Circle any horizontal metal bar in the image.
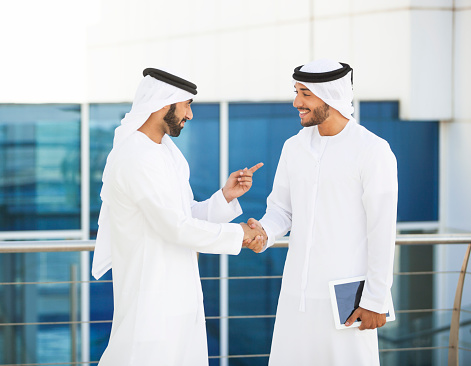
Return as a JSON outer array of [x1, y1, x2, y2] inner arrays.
[[395, 308, 453, 314], [273, 234, 471, 247], [0, 320, 112, 327], [201, 275, 283, 280], [3, 270, 470, 287], [381, 319, 471, 343], [0, 240, 95, 253], [0, 233, 470, 253], [0, 230, 83, 241], [206, 315, 276, 320], [0, 280, 113, 286], [2, 308, 456, 327], [379, 346, 450, 353], [0, 362, 99, 366], [394, 271, 466, 276], [209, 354, 270, 359], [394, 234, 471, 245], [4, 271, 471, 287]]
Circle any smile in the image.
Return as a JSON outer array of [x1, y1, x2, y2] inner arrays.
[[298, 109, 310, 118]]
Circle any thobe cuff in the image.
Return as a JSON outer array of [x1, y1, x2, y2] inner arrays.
[[359, 296, 389, 314], [258, 217, 278, 250], [211, 189, 243, 221]]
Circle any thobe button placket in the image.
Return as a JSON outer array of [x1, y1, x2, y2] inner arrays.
[[299, 137, 328, 312]]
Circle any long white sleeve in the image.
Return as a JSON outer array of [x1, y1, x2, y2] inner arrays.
[[120, 152, 243, 255], [190, 189, 243, 223], [260, 145, 292, 248], [359, 140, 398, 313]]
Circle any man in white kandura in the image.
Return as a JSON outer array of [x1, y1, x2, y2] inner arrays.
[[248, 59, 398, 365], [92, 68, 265, 366]]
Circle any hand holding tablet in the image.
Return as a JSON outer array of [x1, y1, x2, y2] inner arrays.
[[328, 276, 395, 330]]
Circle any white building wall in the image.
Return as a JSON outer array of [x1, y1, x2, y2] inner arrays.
[[85, 1, 458, 122], [0, 0, 93, 103], [442, 3, 471, 233]]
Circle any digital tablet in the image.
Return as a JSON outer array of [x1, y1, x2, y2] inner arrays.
[[328, 276, 395, 330]]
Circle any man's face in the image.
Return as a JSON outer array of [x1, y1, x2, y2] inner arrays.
[[293, 82, 330, 127], [163, 99, 193, 137]]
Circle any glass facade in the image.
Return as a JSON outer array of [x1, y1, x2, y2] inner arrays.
[[0, 104, 81, 231], [227, 103, 300, 363], [0, 101, 447, 366], [0, 104, 83, 365], [89, 103, 132, 237], [360, 101, 439, 222], [0, 251, 83, 365]]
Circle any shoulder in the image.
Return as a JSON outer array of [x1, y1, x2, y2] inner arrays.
[[352, 123, 393, 154], [282, 127, 309, 151], [113, 133, 168, 173], [351, 124, 396, 167]]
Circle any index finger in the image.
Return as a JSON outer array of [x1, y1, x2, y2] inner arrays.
[[248, 162, 264, 174]]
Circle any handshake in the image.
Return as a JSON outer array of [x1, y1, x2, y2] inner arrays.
[[239, 218, 266, 253]]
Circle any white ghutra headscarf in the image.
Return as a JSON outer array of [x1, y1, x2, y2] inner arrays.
[[92, 69, 196, 280], [293, 58, 354, 120]]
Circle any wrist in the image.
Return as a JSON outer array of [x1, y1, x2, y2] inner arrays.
[[222, 187, 235, 203]]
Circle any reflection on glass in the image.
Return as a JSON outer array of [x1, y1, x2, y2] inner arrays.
[[89, 103, 131, 237], [228, 102, 300, 362], [360, 101, 439, 222], [0, 251, 81, 364], [0, 104, 81, 231]]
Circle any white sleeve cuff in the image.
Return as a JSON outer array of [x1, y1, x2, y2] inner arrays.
[[207, 189, 243, 223]]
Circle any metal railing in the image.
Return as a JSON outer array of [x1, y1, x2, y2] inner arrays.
[[1, 234, 470, 366]]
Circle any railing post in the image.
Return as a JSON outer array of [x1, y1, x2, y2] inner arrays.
[[70, 265, 78, 364], [448, 243, 471, 365], [219, 101, 229, 366]]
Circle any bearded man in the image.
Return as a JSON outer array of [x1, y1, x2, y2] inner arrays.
[[92, 68, 265, 366], [248, 59, 398, 365]]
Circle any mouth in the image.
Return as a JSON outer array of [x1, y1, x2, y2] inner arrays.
[[298, 109, 310, 119]]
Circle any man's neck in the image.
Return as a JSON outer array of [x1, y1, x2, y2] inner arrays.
[[137, 115, 167, 144], [318, 116, 349, 136], [137, 126, 165, 144]]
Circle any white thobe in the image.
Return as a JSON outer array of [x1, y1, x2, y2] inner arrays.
[[96, 132, 243, 366], [260, 120, 398, 366]]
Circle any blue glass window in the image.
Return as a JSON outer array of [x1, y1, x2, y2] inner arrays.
[[360, 101, 439, 222], [171, 103, 221, 359], [89, 103, 131, 237], [171, 103, 220, 201], [227, 102, 300, 361], [0, 251, 82, 364], [0, 104, 81, 231], [89, 103, 131, 360]]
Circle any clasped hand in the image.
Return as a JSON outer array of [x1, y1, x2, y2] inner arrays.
[[222, 163, 267, 252], [239, 218, 267, 253]]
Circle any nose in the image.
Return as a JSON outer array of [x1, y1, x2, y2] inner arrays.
[[293, 94, 302, 109], [186, 105, 193, 120]]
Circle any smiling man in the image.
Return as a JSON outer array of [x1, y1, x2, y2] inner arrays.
[[247, 59, 398, 365], [92, 68, 265, 366]]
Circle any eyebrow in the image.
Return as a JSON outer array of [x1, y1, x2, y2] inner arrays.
[[188, 99, 193, 104], [300, 88, 311, 92]]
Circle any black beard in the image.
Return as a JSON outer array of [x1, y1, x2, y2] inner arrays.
[[163, 104, 186, 137], [301, 103, 330, 127]]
